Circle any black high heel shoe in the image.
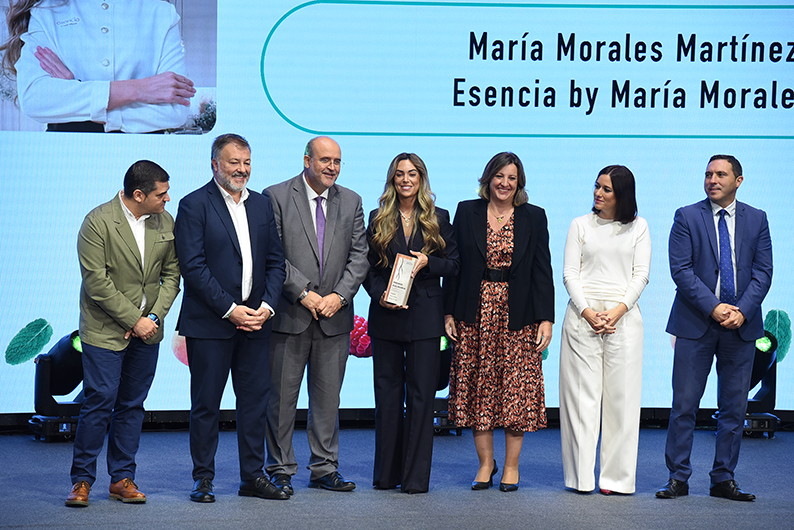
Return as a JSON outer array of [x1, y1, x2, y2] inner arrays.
[[471, 460, 498, 490], [499, 479, 519, 492]]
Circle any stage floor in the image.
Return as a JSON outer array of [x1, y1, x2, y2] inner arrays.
[[1, 427, 791, 530]]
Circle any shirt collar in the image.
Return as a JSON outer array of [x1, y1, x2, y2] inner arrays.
[[709, 198, 736, 217], [118, 190, 150, 222], [214, 178, 249, 204], [302, 173, 329, 202]]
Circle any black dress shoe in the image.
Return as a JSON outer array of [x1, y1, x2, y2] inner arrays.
[[471, 460, 498, 490], [499, 482, 519, 492], [239, 476, 290, 500], [190, 478, 215, 503], [655, 478, 689, 499], [271, 473, 294, 495], [308, 471, 356, 491], [710, 479, 755, 501]]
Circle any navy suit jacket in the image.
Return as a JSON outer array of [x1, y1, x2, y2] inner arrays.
[[444, 199, 554, 330], [363, 207, 460, 342], [174, 181, 286, 340], [666, 198, 772, 342]]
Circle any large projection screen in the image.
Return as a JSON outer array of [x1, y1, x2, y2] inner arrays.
[[1, 0, 792, 415]]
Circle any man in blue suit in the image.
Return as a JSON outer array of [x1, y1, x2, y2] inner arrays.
[[657, 155, 772, 501], [175, 133, 288, 502]]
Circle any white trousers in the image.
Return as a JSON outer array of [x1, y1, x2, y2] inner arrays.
[[559, 299, 643, 493]]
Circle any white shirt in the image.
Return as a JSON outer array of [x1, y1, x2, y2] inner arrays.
[[118, 190, 149, 312], [709, 199, 738, 300], [16, 0, 189, 132], [300, 174, 344, 303], [213, 180, 274, 320], [563, 213, 652, 315]]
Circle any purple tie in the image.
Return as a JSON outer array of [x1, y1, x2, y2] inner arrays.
[[315, 196, 325, 277]]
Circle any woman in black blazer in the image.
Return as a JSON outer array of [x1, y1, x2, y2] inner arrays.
[[364, 153, 460, 494], [444, 152, 554, 492]]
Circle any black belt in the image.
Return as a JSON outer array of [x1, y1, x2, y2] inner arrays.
[[48, 121, 109, 132], [47, 121, 166, 133], [483, 268, 510, 282]]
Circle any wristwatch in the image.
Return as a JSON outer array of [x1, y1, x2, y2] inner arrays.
[[336, 292, 348, 307], [147, 313, 160, 326]]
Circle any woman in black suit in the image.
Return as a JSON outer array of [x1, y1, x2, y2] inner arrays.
[[444, 152, 554, 492], [364, 153, 460, 494]]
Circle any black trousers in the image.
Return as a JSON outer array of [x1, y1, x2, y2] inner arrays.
[[372, 337, 440, 493]]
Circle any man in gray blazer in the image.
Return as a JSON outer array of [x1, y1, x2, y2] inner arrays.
[[265, 136, 368, 493]]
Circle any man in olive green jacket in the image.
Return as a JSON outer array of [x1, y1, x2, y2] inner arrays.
[[66, 160, 180, 508]]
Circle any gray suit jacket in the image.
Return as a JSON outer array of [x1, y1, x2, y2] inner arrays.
[[266, 174, 368, 337]]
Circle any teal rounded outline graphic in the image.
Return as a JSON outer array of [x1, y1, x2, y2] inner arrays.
[[260, 1, 794, 139]]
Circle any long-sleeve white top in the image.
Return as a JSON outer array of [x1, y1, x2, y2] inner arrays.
[[15, 0, 188, 132], [563, 213, 651, 315]]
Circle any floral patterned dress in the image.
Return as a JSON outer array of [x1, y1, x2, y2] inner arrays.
[[448, 215, 547, 432]]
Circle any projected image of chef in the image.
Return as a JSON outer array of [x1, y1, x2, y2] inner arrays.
[[1, 0, 196, 133]]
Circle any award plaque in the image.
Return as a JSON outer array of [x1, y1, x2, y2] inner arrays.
[[384, 253, 417, 307]]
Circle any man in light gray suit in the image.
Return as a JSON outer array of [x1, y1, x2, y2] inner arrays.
[[265, 136, 368, 493]]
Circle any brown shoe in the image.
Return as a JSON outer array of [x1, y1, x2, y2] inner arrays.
[[66, 481, 91, 507], [109, 478, 147, 503]]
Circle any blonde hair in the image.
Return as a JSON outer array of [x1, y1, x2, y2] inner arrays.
[[370, 153, 446, 268], [1, 1, 55, 77]]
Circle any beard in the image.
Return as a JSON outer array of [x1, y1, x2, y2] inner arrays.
[[216, 170, 249, 193]]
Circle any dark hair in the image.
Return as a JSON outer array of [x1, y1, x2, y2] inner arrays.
[[211, 133, 250, 161], [708, 154, 742, 178], [592, 165, 637, 224], [304, 137, 318, 158], [123, 160, 169, 198], [477, 152, 528, 206]]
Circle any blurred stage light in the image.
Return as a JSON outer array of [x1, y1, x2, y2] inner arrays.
[[29, 331, 84, 441]]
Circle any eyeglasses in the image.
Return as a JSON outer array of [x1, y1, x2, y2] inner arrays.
[[315, 157, 342, 167]]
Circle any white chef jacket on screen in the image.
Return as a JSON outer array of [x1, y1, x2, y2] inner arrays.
[[15, 0, 189, 133]]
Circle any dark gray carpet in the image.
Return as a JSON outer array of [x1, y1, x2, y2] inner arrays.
[[1, 426, 790, 529]]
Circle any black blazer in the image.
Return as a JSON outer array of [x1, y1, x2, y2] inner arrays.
[[364, 207, 460, 342], [443, 199, 554, 330]]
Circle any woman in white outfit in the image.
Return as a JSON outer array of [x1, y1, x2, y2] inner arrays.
[[559, 165, 651, 495], [2, 0, 195, 132]]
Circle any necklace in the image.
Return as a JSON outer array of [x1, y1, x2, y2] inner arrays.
[[488, 205, 511, 223], [400, 210, 413, 225]]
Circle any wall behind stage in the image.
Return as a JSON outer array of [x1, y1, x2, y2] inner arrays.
[[1, 0, 792, 414]]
